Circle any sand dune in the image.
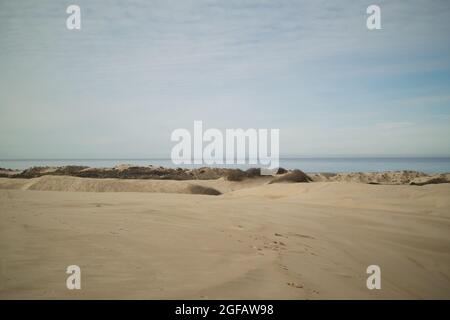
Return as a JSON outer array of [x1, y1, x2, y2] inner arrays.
[[0, 174, 449, 299], [0, 175, 271, 195], [3, 165, 450, 186], [1, 168, 449, 197]]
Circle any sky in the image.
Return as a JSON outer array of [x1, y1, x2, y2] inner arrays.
[[0, 0, 450, 159]]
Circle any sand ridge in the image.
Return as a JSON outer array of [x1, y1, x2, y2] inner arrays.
[[2, 165, 450, 186]]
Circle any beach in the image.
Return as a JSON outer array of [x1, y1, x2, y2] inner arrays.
[[1, 169, 449, 299]]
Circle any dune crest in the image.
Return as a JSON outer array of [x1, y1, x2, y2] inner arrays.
[[2, 165, 449, 185]]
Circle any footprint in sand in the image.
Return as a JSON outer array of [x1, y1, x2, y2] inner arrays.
[[291, 233, 315, 240], [287, 282, 303, 289]]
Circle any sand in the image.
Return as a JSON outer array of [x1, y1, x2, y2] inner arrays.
[[0, 176, 449, 299]]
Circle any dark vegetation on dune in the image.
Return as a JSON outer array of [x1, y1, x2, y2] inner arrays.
[[0, 167, 21, 178], [410, 177, 449, 186], [5, 166, 448, 186], [13, 166, 221, 180], [225, 169, 248, 181], [276, 167, 288, 174], [225, 167, 288, 181], [245, 168, 261, 177], [269, 169, 312, 184], [10, 165, 286, 181]]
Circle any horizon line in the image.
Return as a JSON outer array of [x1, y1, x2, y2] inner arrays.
[[2, 156, 450, 161]]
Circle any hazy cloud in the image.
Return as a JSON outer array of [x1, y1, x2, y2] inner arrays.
[[0, 0, 449, 158]]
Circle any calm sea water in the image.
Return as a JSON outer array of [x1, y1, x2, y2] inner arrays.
[[1, 158, 450, 173]]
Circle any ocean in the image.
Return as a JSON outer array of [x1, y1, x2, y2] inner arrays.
[[1, 157, 450, 173]]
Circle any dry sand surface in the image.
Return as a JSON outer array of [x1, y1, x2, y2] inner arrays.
[[0, 175, 449, 299]]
